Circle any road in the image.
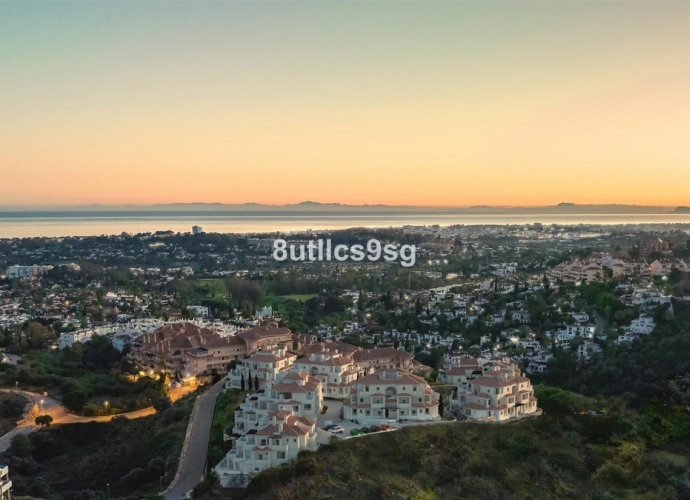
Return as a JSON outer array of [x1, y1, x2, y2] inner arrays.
[[0, 389, 155, 453], [164, 379, 225, 500]]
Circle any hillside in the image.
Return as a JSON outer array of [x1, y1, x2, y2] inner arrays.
[[193, 384, 690, 500], [1, 391, 196, 499]]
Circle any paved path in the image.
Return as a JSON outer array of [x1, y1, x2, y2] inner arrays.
[[164, 379, 225, 500], [0, 389, 155, 453]]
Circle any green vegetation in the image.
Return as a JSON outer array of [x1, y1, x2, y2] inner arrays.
[[279, 294, 317, 302], [2, 391, 197, 500], [0, 336, 167, 414], [194, 382, 689, 500], [207, 389, 246, 472], [0, 391, 28, 435], [535, 299, 690, 407], [35, 414, 53, 427]]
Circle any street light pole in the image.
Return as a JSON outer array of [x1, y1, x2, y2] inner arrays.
[[107, 483, 111, 500]]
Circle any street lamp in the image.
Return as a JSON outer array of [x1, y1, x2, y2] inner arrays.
[[104, 401, 109, 415], [106, 483, 111, 500]]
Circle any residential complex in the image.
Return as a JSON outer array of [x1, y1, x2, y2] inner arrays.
[[226, 345, 297, 391], [215, 372, 322, 487], [344, 369, 440, 422], [292, 347, 360, 399], [449, 358, 538, 422]]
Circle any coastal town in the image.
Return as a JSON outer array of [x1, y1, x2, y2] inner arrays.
[[1, 223, 689, 497]]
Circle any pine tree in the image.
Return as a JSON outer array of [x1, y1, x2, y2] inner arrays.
[[248, 370, 253, 390], [240, 374, 245, 391], [438, 396, 444, 417], [254, 375, 259, 391]]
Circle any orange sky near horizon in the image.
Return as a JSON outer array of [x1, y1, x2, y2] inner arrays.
[[2, 2, 690, 208]]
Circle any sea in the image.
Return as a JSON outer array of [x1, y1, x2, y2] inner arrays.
[[2, 212, 690, 238]]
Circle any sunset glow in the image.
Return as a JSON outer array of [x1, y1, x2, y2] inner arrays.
[[2, 2, 690, 207]]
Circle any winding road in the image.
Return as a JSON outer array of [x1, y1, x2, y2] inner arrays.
[[0, 389, 155, 453], [1, 381, 226, 497], [163, 379, 225, 500]]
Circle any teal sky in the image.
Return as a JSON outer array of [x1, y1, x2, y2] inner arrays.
[[2, 1, 690, 207]]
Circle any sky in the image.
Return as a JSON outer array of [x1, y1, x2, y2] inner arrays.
[[1, 1, 690, 208]]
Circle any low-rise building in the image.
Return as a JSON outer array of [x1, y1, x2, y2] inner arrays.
[[344, 369, 440, 422], [216, 372, 322, 487], [292, 347, 360, 399], [226, 346, 297, 391], [450, 358, 538, 421]]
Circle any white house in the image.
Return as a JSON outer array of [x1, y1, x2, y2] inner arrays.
[[344, 369, 440, 423], [450, 359, 538, 421]]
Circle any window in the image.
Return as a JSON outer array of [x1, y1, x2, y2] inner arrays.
[[277, 451, 286, 459]]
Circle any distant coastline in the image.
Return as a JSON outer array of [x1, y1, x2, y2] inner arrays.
[[0, 202, 686, 216]]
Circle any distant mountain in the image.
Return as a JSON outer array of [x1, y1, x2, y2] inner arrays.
[[0, 202, 682, 215]]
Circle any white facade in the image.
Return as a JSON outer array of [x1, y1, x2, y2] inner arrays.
[[450, 359, 538, 421], [226, 346, 296, 391], [630, 314, 656, 334], [5, 264, 53, 279], [216, 372, 322, 487], [344, 369, 440, 423], [292, 348, 360, 399]]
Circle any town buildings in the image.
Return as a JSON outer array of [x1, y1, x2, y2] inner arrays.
[[130, 323, 292, 378], [292, 346, 360, 399], [215, 372, 322, 487], [546, 260, 603, 283], [449, 358, 538, 421], [5, 264, 54, 279], [344, 369, 440, 422], [226, 345, 297, 391]]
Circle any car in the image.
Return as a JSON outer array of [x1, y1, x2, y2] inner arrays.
[[329, 426, 344, 434], [359, 426, 371, 433], [369, 425, 382, 432], [379, 423, 395, 431], [322, 424, 336, 431], [350, 428, 365, 436]]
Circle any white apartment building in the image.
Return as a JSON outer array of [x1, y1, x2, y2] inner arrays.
[[215, 410, 318, 487], [5, 264, 54, 279], [344, 369, 440, 423], [226, 346, 297, 391], [232, 372, 322, 435], [630, 314, 656, 334], [450, 360, 538, 421], [58, 328, 105, 349], [547, 260, 603, 283], [186, 305, 210, 318], [0, 465, 11, 500], [292, 347, 360, 399], [577, 341, 603, 361]]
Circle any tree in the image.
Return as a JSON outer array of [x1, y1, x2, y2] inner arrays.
[[9, 433, 33, 457], [438, 396, 444, 418], [35, 414, 53, 427], [254, 375, 259, 391], [248, 371, 253, 390], [153, 396, 172, 412], [240, 374, 245, 391]]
